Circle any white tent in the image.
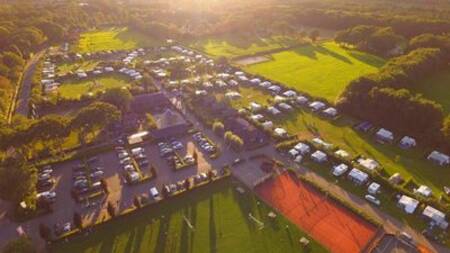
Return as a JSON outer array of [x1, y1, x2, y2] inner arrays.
[[368, 182, 381, 195], [323, 107, 338, 118], [250, 102, 262, 112], [398, 195, 419, 214], [427, 151, 450, 166], [278, 103, 293, 111], [250, 114, 264, 122], [347, 168, 369, 185], [267, 106, 281, 116], [294, 142, 310, 155], [333, 164, 348, 177], [335, 149, 350, 159], [296, 96, 309, 105], [415, 185, 432, 198], [399, 136, 416, 149], [375, 128, 394, 142], [262, 121, 274, 130], [283, 90, 297, 97], [311, 150, 327, 163], [309, 101, 326, 111], [357, 157, 379, 171], [274, 128, 288, 137], [288, 149, 299, 158], [422, 206, 447, 229], [225, 91, 241, 100]]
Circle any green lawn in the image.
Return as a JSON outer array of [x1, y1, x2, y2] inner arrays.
[[73, 27, 159, 53], [216, 87, 274, 110], [190, 34, 298, 59], [58, 74, 130, 99], [57, 60, 100, 76], [51, 179, 327, 253], [244, 42, 385, 103], [275, 110, 449, 195], [412, 69, 450, 115]]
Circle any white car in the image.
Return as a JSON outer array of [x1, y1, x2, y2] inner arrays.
[[120, 157, 131, 165], [364, 194, 380, 206], [117, 151, 129, 159]]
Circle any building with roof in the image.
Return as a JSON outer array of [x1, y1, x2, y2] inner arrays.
[[422, 206, 448, 229], [311, 150, 327, 163], [375, 128, 394, 143], [398, 195, 419, 214], [415, 185, 432, 198], [399, 136, 416, 149], [333, 164, 349, 177]]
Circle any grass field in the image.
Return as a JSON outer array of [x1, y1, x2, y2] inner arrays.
[[412, 69, 450, 115], [244, 42, 385, 103], [274, 110, 449, 195], [51, 179, 327, 253], [73, 27, 159, 53], [191, 35, 297, 59], [58, 74, 130, 99], [57, 60, 100, 76]]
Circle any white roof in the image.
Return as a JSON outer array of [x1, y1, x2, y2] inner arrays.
[[296, 96, 309, 104], [348, 168, 369, 183], [268, 85, 281, 92], [289, 149, 299, 157], [415, 185, 432, 197], [376, 128, 394, 141], [333, 164, 348, 176], [283, 90, 297, 97], [250, 102, 262, 111], [274, 128, 287, 136], [225, 91, 241, 99], [368, 182, 381, 194], [250, 78, 261, 84], [422, 205, 446, 224], [278, 103, 292, 110], [357, 157, 379, 171], [268, 106, 281, 115], [323, 107, 338, 116], [400, 136, 416, 147], [335, 149, 350, 159], [311, 150, 327, 161], [398, 195, 419, 214], [309, 101, 326, 110], [312, 138, 333, 150], [261, 121, 273, 129], [260, 81, 271, 87], [274, 95, 287, 103], [294, 142, 310, 154], [250, 114, 264, 121], [427, 151, 450, 165]]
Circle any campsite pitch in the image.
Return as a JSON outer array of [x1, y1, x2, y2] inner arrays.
[[256, 172, 377, 253], [51, 179, 327, 253]]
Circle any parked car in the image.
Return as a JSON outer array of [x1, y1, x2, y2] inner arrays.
[[364, 194, 380, 206], [37, 191, 56, 203]]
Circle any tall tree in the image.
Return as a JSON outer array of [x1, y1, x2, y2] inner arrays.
[[101, 88, 132, 113], [2, 237, 35, 253], [0, 155, 37, 204]]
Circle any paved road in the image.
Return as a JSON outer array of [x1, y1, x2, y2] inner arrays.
[[14, 51, 45, 118]]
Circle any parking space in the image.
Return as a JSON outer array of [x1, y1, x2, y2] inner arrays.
[[35, 132, 220, 231]]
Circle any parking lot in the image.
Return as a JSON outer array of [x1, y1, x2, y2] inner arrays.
[[33, 132, 222, 233]]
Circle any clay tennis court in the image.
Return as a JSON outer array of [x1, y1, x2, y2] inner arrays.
[[255, 172, 377, 253]]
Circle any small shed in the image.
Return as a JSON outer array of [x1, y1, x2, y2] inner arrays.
[[427, 151, 450, 166], [347, 168, 369, 185], [375, 128, 394, 143], [398, 195, 419, 214], [332, 164, 349, 177], [399, 136, 416, 149], [311, 150, 327, 163]]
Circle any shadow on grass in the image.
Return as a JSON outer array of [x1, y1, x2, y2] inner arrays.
[[292, 44, 352, 64], [153, 213, 172, 253], [209, 197, 217, 253], [348, 51, 385, 68]]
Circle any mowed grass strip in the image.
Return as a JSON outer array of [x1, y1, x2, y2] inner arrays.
[[58, 74, 130, 99], [274, 110, 449, 195], [191, 35, 297, 59], [51, 179, 327, 253], [74, 27, 159, 53], [412, 69, 450, 115], [244, 42, 385, 103]]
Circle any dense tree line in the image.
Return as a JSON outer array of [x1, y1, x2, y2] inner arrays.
[[408, 33, 450, 58], [337, 47, 449, 147], [335, 25, 405, 56], [0, 1, 126, 119]]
